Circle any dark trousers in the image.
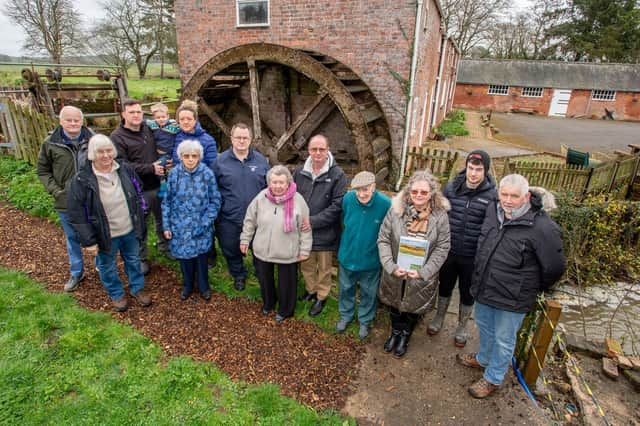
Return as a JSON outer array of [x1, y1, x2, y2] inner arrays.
[[254, 257, 298, 318], [389, 306, 421, 334], [216, 219, 248, 279], [141, 188, 168, 260], [438, 254, 475, 306], [179, 252, 209, 294]]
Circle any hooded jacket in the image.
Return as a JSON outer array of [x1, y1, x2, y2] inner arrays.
[[377, 190, 451, 314], [161, 162, 221, 259], [67, 160, 146, 253], [444, 170, 497, 257], [110, 121, 159, 191], [471, 190, 566, 313], [36, 126, 93, 212], [292, 152, 347, 251], [172, 122, 217, 170]]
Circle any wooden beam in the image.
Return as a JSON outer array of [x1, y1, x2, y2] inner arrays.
[[523, 300, 562, 387], [247, 59, 261, 141], [210, 74, 249, 82], [293, 95, 336, 149], [198, 100, 230, 137], [275, 92, 328, 151]]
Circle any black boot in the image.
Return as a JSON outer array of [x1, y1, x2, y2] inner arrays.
[[384, 329, 401, 353], [393, 330, 411, 358]]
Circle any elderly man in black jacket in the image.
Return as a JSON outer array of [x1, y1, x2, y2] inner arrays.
[[293, 134, 347, 317], [457, 174, 565, 399], [429, 150, 497, 347]]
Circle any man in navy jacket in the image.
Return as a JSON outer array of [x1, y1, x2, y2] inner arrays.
[[213, 123, 269, 291]]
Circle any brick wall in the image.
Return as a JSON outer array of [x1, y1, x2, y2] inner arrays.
[[567, 90, 640, 121], [454, 84, 640, 121], [175, 0, 457, 160]]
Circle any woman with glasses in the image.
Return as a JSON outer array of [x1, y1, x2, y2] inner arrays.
[[377, 170, 451, 358], [162, 139, 221, 301]]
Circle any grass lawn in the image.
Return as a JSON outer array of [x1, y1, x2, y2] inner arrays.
[[0, 63, 181, 102], [0, 267, 350, 425]]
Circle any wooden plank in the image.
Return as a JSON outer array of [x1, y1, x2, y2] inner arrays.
[[292, 94, 336, 150], [275, 93, 328, 151], [198, 100, 230, 137], [247, 59, 262, 142], [523, 300, 562, 386]]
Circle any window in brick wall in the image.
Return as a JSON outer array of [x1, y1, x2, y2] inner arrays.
[[591, 90, 616, 101], [237, 0, 269, 27], [488, 85, 509, 95], [522, 87, 544, 97]]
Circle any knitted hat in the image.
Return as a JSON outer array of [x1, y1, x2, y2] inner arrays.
[[351, 171, 376, 189], [466, 149, 491, 171]]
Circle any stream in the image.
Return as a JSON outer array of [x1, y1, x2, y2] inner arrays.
[[552, 282, 640, 356]]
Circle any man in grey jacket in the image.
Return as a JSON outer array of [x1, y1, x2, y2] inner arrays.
[[37, 106, 93, 291]]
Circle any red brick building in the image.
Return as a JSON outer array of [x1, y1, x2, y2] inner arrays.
[[454, 59, 640, 121], [175, 0, 459, 185]]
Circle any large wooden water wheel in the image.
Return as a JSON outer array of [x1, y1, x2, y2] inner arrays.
[[182, 43, 392, 184]]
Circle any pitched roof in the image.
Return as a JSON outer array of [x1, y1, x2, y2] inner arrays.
[[457, 59, 640, 92]]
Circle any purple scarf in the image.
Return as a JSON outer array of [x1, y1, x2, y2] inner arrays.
[[265, 182, 297, 233]]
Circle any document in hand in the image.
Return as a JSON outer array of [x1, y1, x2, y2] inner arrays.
[[397, 236, 429, 271]]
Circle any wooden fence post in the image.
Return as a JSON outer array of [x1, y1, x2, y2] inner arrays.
[[607, 161, 621, 193], [523, 300, 562, 387], [625, 156, 640, 199]]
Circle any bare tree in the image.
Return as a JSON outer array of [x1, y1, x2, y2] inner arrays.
[[141, 0, 176, 78], [88, 23, 135, 75], [3, 0, 82, 63], [441, 0, 509, 57], [98, 0, 158, 78]]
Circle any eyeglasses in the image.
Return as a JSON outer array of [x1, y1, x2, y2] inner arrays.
[[410, 189, 430, 196], [309, 147, 327, 153], [181, 153, 199, 159]]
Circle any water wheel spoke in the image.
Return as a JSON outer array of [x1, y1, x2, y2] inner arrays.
[[198, 100, 230, 137], [247, 58, 262, 142], [274, 92, 328, 152]]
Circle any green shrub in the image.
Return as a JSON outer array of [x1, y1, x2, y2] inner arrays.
[[0, 156, 57, 223], [433, 109, 469, 138], [552, 192, 640, 285]]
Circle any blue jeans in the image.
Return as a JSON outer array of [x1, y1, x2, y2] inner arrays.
[[338, 265, 381, 326], [474, 302, 526, 385], [58, 211, 84, 279], [96, 231, 144, 300]]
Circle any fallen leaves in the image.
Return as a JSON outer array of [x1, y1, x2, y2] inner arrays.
[[0, 203, 364, 410]]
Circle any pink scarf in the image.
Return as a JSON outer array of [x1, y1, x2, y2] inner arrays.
[[265, 182, 298, 233]]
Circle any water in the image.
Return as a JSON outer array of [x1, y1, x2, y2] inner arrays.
[[552, 282, 640, 356]]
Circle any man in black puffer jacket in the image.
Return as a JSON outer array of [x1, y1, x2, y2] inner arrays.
[[429, 150, 497, 347], [457, 174, 565, 399]]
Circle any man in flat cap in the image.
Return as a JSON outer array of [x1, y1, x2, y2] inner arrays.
[[335, 171, 390, 339]]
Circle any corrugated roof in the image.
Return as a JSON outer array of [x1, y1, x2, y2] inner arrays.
[[457, 59, 640, 92]]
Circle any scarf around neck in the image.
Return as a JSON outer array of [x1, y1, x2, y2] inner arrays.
[[406, 204, 432, 236], [266, 182, 298, 233]]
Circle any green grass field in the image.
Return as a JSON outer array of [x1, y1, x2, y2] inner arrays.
[[0, 63, 181, 102], [0, 267, 350, 425]]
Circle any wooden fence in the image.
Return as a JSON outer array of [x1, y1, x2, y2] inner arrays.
[[0, 97, 57, 164], [404, 146, 459, 185], [500, 155, 640, 199]]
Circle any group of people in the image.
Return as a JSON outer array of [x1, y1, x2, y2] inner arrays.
[[36, 100, 566, 399]]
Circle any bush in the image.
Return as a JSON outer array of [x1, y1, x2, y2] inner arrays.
[[433, 109, 469, 138], [0, 156, 57, 223], [552, 192, 640, 285]]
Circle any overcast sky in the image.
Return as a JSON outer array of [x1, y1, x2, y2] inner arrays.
[[0, 0, 531, 57]]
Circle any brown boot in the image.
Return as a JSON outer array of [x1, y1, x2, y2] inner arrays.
[[456, 352, 484, 370], [112, 296, 128, 312], [131, 290, 152, 307], [468, 378, 498, 398]]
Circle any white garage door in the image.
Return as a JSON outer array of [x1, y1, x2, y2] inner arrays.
[[548, 89, 572, 117]]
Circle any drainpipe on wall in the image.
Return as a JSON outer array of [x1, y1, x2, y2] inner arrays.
[[395, 0, 423, 191], [429, 32, 448, 134]]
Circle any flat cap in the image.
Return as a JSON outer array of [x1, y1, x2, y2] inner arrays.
[[351, 171, 376, 189]]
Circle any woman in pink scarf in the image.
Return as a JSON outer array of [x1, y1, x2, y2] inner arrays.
[[240, 165, 312, 324]]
